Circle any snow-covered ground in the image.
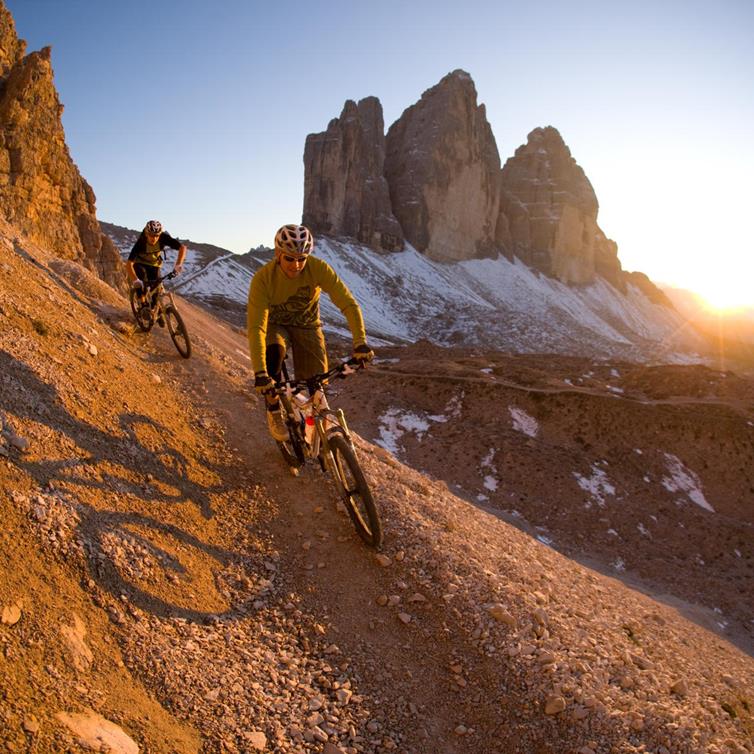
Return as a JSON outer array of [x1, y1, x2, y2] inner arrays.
[[104, 225, 706, 361]]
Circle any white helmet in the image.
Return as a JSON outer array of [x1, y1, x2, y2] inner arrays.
[[145, 220, 162, 236], [274, 224, 313, 258]]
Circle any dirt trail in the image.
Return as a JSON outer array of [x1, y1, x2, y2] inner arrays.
[[170, 300, 508, 751]]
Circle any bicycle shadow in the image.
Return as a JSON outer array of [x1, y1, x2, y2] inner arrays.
[[77, 504, 254, 623], [0, 349, 226, 519]]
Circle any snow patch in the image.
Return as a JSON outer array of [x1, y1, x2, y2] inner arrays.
[[574, 465, 616, 508], [509, 406, 538, 438], [661, 453, 714, 512]]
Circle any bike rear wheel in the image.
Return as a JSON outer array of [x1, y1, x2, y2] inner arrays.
[[328, 433, 382, 547], [130, 288, 153, 332], [164, 305, 191, 358]]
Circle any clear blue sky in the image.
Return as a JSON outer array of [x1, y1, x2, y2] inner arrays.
[[7, 0, 754, 308]]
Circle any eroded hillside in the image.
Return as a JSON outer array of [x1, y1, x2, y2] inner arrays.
[[1, 222, 753, 754], [334, 343, 754, 654]]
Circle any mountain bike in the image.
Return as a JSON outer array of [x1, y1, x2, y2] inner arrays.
[[129, 271, 192, 359], [270, 359, 383, 548]]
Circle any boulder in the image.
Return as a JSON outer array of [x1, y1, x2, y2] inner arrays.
[[385, 69, 502, 262], [304, 96, 403, 252], [0, 6, 124, 291]]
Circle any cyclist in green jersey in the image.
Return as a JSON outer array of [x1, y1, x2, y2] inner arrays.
[[247, 224, 373, 441]]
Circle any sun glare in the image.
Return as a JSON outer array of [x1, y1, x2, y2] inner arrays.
[[697, 278, 752, 314]]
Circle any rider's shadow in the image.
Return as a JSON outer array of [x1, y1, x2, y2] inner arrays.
[[77, 505, 254, 623], [1, 349, 220, 519]]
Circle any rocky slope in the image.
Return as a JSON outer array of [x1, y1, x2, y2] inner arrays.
[[2, 219, 753, 754], [0, 2, 122, 290], [333, 342, 754, 654]]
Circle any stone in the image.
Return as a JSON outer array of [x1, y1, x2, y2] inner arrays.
[[22, 715, 39, 734], [671, 678, 689, 697], [374, 554, 391, 567], [55, 710, 139, 754], [60, 613, 94, 672], [544, 696, 566, 715], [487, 603, 516, 627], [385, 69, 502, 262], [244, 731, 267, 750], [304, 96, 403, 252], [1, 604, 21, 625], [8, 434, 29, 452], [536, 651, 556, 666]]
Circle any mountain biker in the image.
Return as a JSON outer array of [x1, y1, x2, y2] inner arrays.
[[247, 224, 374, 441], [126, 220, 187, 325]]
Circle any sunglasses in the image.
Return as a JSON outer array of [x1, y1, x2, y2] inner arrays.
[[282, 254, 308, 264]]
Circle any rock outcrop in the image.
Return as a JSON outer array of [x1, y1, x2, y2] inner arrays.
[[385, 70, 502, 262], [303, 97, 403, 252], [303, 70, 671, 306], [0, 2, 123, 290], [498, 126, 616, 286]]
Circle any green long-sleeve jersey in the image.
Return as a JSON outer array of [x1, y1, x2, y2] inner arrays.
[[246, 256, 367, 374]]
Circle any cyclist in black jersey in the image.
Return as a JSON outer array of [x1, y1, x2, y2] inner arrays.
[[126, 220, 187, 323]]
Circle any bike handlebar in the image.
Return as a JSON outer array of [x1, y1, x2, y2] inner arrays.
[[272, 358, 365, 393], [156, 270, 178, 284]]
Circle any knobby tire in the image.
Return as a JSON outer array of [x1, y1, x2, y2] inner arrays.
[[277, 399, 305, 470], [130, 288, 153, 332], [328, 433, 382, 548], [165, 305, 191, 358]]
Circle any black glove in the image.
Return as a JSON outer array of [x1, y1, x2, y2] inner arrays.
[[254, 372, 274, 395], [352, 344, 374, 364]]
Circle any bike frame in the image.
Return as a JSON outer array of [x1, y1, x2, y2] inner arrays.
[[135, 271, 178, 316], [277, 365, 356, 462]]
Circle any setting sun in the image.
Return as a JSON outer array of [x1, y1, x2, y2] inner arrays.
[[695, 275, 753, 313]]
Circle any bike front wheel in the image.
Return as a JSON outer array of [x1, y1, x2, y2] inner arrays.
[[130, 288, 153, 332], [277, 402, 306, 471], [328, 433, 382, 548], [164, 305, 191, 358]]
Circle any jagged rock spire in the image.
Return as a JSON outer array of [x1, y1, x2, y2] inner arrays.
[[385, 69, 503, 262], [303, 96, 403, 252]]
